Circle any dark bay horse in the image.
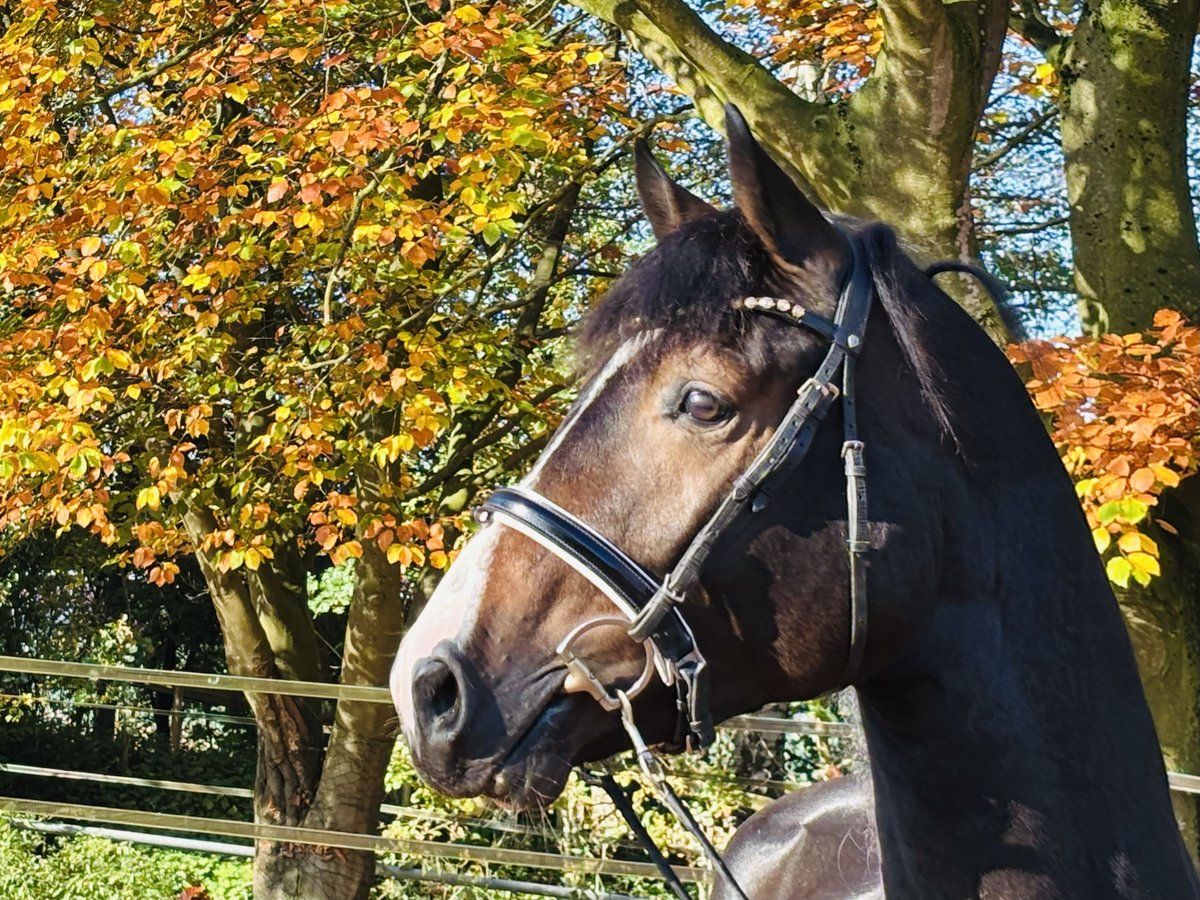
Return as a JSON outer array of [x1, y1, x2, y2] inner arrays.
[[390, 106, 1199, 898]]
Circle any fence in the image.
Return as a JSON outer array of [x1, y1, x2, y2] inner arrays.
[[2, 653, 1198, 898]]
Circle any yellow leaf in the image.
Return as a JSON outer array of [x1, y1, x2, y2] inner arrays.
[[430, 550, 448, 569], [1152, 466, 1180, 488], [80, 236, 102, 257], [1092, 527, 1111, 554], [293, 210, 312, 229], [1117, 531, 1141, 554], [456, 4, 482, 22], [106, 349, 132, 370], [126, 384, 142, 400], [1106, 556, 1132, 588], [225, 83, 249, 105], [584, 50, 605, 65], [1127, 551, 1160, 577], [136, 485, 161, 510], [244, 547, 262, 571]]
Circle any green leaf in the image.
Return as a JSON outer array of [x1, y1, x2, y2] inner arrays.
[[481, 222, 502, 246], [1106, 556, 1133, 588], [1116, 498, 1149, 524]]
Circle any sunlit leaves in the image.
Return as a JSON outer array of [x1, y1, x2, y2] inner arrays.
[[731, 0, 880, 95], [1009, 309, 1200, 588], [0, 0, 623, 587]]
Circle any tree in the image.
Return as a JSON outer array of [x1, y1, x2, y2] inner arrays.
[[572, 0, 1014, 336], [1008, 0, 1200, 849], [0, 0, 635, 895]]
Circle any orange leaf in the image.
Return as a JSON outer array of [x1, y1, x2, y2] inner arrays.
[[1129, 467, 1156, 493]]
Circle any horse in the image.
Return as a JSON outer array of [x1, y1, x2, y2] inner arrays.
[[390, 105, 1199, 898]]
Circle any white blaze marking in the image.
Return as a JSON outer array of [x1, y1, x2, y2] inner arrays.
[[391, 525, 499, 743], [523, 331, 658, 488], [391, 332, 656, 739]]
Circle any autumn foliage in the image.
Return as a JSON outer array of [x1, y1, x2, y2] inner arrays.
[[1010, 310, 1200, 588], [0, 0, 625, 583]]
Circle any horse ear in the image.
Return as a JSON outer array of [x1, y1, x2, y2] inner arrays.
[[635, 139, 717, 240], [724, 104, 848, 274]]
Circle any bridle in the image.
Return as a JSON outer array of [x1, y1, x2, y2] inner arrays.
[[475, 229, 874, 751], [466, 233, 1002, 897], [471, 231, 873, 897]]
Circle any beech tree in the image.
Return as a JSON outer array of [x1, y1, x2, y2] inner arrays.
[[2, 0, 1200, 893], [0, 0, 635, 895]]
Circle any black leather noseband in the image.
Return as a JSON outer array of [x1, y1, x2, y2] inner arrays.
[[476, 229, 875, 751]]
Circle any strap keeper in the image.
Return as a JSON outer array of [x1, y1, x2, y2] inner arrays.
[[799, 377, 840, 402], [731, 475, 755, 502], [847, 539, 870, 553], [627, 583, 684, 643], [842, 441, 866, 475]]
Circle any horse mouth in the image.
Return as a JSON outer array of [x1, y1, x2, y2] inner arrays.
[[486, 694, 576, 809]]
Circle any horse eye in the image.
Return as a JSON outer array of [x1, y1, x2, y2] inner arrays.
[[681, 389, 726, 423]]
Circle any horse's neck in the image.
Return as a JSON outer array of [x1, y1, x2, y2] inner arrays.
[[857, 574, 1195, 898]]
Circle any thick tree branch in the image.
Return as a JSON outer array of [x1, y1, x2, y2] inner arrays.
[[572, 0, 822, 191], [180, 504, 275, 681], [875, 0, 949, 64], [246, 540, 324, 684]]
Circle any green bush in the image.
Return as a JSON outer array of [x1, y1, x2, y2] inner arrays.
[[0, 820, 251, 900]]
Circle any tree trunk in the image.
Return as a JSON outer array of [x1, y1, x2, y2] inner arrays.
[[572, 0, 1014, 338], [1051, 0, 1200, 858], [1058, 0, 1200, 336], [1119, 476, 1200, 859]]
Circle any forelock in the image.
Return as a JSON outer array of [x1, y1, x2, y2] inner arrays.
[[573, 210, 807, 379]]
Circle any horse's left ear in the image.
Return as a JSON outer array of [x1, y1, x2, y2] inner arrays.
[[724, 104, 848, 276], [635, 139, 718, 240]]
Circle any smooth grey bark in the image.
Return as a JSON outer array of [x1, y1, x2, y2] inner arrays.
[[1055, 0, 1200, 335]]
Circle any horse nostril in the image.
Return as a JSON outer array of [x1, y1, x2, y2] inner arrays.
[[413, 655, 466, 736], [430, 665, 458, 719]]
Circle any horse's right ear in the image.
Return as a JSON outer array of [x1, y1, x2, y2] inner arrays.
[[724, 104, 847, 276], [635, 139, 717, 240]]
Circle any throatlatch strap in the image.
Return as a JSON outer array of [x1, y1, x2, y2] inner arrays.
[[840, 356, 869, 686]]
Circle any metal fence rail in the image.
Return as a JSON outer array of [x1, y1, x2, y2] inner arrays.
[[0, 655, 856, 738], [0, 762, 645, 846], [8, 819, 644, 900], [0, 796, 709, 883], [5, 649, 1200, 896]]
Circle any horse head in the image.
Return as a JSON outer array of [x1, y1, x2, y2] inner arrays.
[[390, 106, 947, 808]]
